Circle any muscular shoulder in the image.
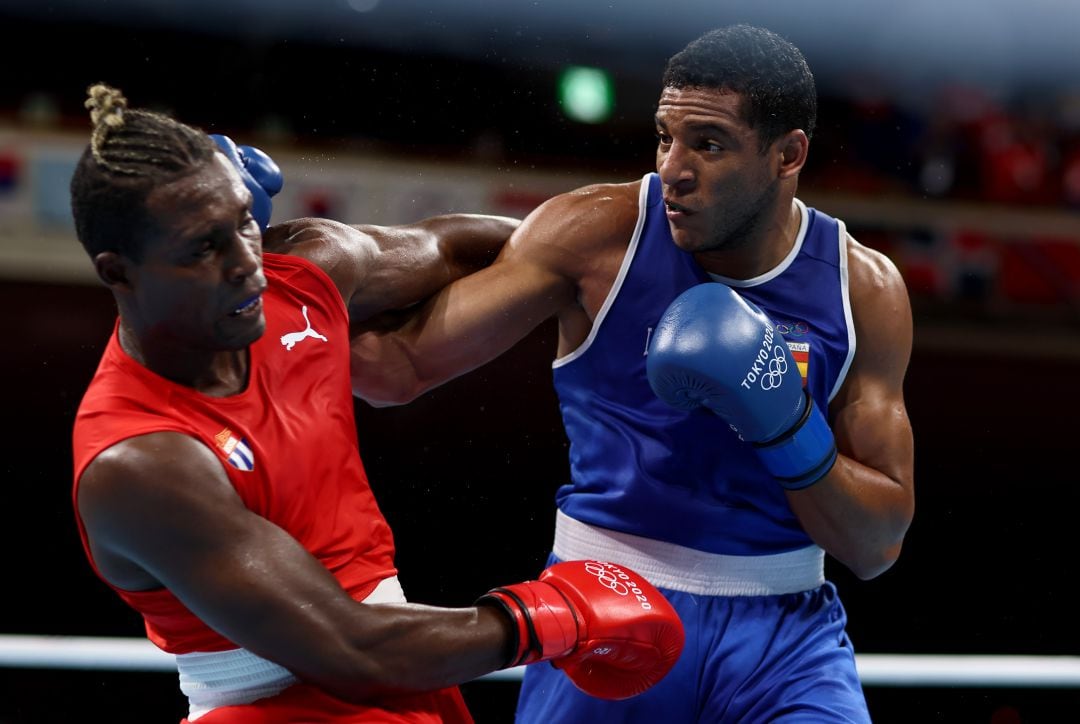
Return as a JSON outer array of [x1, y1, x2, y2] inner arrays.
[[506, 179, 642, 275], [560, 180, 643, 219], [263, 218, 377, 277], [844, 233, 913, 379], [529, 180, 641, 244], [80, 432, 232, 512], [79, 432, 241, 587], [846, 235, 909, 317]]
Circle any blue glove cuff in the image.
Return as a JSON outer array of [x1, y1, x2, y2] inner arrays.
[[753, 390, 837, 490], [208, 134, 281, 232]]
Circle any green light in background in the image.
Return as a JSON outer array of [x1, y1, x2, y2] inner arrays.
[[558, 66, 614, 124]]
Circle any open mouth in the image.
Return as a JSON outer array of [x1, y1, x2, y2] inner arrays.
[[230, 296, 262, 317], [665, 199, 692, 215]]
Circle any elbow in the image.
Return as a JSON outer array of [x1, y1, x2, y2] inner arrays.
[[350, 348, 429, 406], [350, 353, 448, 406], [848, 540, 903, 581], [844, 473, 915, 581], [846, 511, 912, 580], [351, 377, 425, 407]]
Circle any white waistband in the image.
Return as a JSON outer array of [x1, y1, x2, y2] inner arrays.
[[553, 510, 825, 596], [181, 575, 406, 721]]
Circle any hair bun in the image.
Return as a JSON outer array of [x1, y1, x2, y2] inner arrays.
[[85, 83, 127, 130]]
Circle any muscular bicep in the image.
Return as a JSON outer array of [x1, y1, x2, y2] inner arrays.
[[831, 367, 913, 488], [77, 433, 364, 674], [830, 242, 914, 490]]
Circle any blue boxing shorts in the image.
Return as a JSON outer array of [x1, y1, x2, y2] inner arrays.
[[514, 521, 870, 723]]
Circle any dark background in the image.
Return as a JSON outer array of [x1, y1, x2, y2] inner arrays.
[[3, 3, 1080, 722]]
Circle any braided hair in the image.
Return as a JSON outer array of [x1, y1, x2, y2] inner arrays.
[[70, 84, 218, 260]]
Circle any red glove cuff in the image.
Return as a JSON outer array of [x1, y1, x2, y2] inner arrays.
[[477, 581, 580, 667]]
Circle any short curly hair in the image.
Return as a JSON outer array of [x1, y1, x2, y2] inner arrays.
[[662, 25, 817, 151], [69, 84, 218, 260]]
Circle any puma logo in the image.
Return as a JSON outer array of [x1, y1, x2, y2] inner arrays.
[[280, 305, 328, 350]]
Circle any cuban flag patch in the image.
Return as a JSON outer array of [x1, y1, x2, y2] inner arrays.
[[214, 427, 255, 472]]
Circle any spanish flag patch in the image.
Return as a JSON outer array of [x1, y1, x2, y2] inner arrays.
[[786, 341, 810, 386]]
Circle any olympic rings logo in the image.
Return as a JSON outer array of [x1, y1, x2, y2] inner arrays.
[[775, 321, 809, 337], [584, 561, 654, 610], [759, 345, 789, 390], [584, 561, 629, 596]]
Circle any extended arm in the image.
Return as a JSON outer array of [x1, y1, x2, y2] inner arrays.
[[348, 184, 635, 405], [785, 240, 915, 580], [77, 432, 682, 702], [77, 433, 508, 700], [264, 213, 519, 323]]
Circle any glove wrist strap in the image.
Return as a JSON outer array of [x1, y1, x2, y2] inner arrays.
[[476, 582, 578, 667], [753, 389, 837, 490]]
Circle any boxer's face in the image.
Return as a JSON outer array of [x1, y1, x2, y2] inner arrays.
[[655, 85, 782, 255], [125, 154, 267, 351]]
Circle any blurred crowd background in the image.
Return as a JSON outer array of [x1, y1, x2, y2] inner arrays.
[[2, 1, 1079, 722]]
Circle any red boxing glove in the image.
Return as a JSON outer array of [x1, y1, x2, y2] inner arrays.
[[477, 560, 684, 700]]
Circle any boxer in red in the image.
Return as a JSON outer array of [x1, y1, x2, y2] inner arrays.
[[69, 84, 684, 723]]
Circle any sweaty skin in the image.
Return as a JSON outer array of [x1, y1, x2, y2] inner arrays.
[[351, 86, 914, 582]]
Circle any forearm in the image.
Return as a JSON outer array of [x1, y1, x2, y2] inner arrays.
[[112, 485, 680, 706], [290, 603, 512, 702], [249, 560, 684, 705], [170, 527, 514, 701], [352, 254, 571, 404], [786, 454, 913, 580]]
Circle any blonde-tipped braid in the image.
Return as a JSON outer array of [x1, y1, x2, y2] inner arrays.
[[85, 84, 128, 168], [70, 83, 218, 257]]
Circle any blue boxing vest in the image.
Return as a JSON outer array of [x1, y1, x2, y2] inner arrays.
[[551, 173, 855, 556]]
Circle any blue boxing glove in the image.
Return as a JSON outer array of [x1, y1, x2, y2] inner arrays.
[[209, 134, 283, 232], [646, 283, 837, 490]]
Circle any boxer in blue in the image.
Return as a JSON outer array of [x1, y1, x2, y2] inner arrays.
[[352, 24, 915, 722]]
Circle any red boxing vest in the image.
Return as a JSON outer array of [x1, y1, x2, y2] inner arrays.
[[72, 252, 398, 653]]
